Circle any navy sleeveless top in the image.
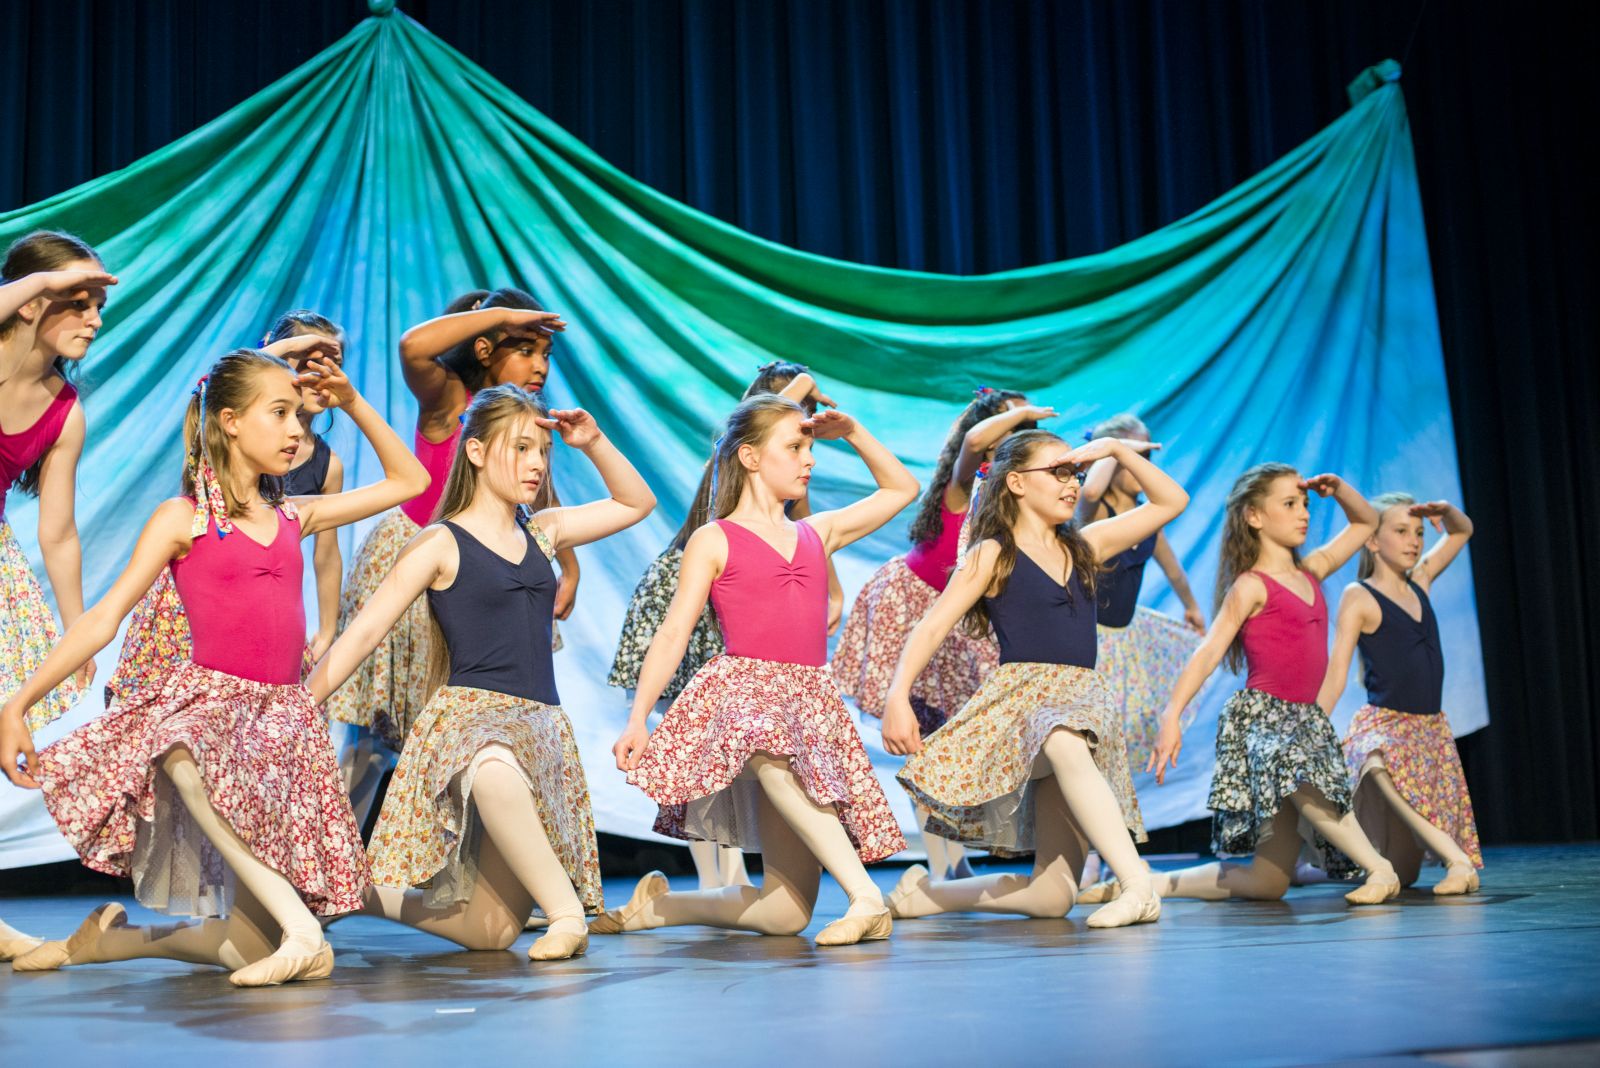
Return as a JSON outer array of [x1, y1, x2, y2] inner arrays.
[[428, 520, 560, 704], [985, 548, 1097, 668], [283, 435, 331, 498], [1357, 580, 1444, 715], [1095, 501, 1156, 629]]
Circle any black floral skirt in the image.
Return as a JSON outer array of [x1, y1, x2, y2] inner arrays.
[[1208, 688, 1356, 872]]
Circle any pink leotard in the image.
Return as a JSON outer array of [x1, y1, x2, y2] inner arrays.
[[400, 421, 461, 527], [1240, 569, 1328, 705], [0, 383, 77, 521], [170, 506, 306, 685], [710, 519, 828, 666], [904, 501, 963, 592]]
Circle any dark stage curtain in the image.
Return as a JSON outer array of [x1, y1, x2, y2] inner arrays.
[[1, 0, 1593, 845]]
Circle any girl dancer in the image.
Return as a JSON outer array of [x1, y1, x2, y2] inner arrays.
[[1100, 463, 1400, 906], [607, 362, 832, 890], [307, 387, 654, 961], [1, 348, 428, 985], [101, 314, 347, 707], [834, 389, 1050, 882], [1076, 413, 1207, 761], [328, 289, 572, 753], [1320, 494, 1482, 894], [883, 432, 1182, 928], [602, 393, 918, 946], [0, 232, 114, 961]]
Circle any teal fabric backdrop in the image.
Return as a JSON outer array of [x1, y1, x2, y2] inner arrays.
[[0, 13, 1481, 861]]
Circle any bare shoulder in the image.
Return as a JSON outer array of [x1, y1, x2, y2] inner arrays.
[[683, 521, 731, 561], [1227, 572, 1269, 614]]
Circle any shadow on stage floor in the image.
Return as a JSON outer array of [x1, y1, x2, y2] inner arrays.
[[2, 844, 1598, 1066]]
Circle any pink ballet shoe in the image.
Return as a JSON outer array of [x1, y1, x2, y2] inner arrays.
[[0, 928, 44, 963], [1085, 887, 1161, 929], [1076, 878, 1121, 905], [1344, 872, 1402, 906], [528, 922, 589, 961], [588, 871, 669, 935], [228, 940, 335, 988], [814, 908, 893, 947], [11, 903, 127, 972], [1433, 864, 1480, 896], [887, 864, 930, 919]]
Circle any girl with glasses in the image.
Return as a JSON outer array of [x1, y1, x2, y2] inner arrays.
[[881, 431, 1183, 929], [832, 388, 1051, 882]]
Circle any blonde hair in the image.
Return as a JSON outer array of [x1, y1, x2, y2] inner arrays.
[[961, 430, 1099, 638], [181, 349, 296, 517], [1091, 412, 1149, 440], [422, 384, 550, 698], [1358, 491, 1417, 580], [708, 393, 808, 519], [1216, 462, 1302, 672]]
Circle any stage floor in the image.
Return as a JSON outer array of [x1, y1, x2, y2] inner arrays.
[[2, 844, 1598, 1066]]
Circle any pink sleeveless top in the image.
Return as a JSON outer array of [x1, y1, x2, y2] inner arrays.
[[1240, 570, 1328, 704], [0, 383, 78, 521], [170, 505, 306, 685], [904, 500, 963, 592], [710, 519, 828, 666], [400, 420, 461, 527]]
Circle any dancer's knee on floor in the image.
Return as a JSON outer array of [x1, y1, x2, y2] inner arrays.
[[1012, 873, 1075, 919]]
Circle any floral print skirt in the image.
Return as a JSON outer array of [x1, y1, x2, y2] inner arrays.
[[629, 654, 906, 863], [831, 554, 999, 733], [1209, 688, 1353, 868], [1097, 606, 1204, 767], [898, 661, 1145, 855], [0, 519, 81, 732], [325, 509, 431, 748], [105, 567, 314, 708], [36, 660, 369, 917], [368, 685, 604, 913], [1344, 704, 1483, 869], [607, 545, 723, 705]]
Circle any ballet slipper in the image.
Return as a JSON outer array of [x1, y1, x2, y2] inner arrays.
[[528, 921, 588, 961], [227, 940, 335, 988], [1433, 864, 1480, 896], [1085, 887, 1161, 929], [1344, 872, 1402, 906], [11, 903, 127, 972], [1075, 878, 1121, 905], [887, 864, 930, 919], [523, 909, 551, 930], [814, 908, 892, 947], [0, 928, 43, 962], [588, 871, 669, 935]]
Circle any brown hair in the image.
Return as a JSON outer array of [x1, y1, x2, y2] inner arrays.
[[1358, 491, 1417, 580], [422, 384, 551, 698], [708, 394, 808, 520], [907, 388, 1029, 548], [265, 309, 346, 349], [181, 349, 297, 517], [2, 231, 103, 498], [1215, 462, 1303, 672], [960, 430, 1099, 638], [0, 230, 101, 344], [670, 363, 815, 550]]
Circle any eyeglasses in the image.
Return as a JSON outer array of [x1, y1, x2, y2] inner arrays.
[[1014, 462, 1087, 485]]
